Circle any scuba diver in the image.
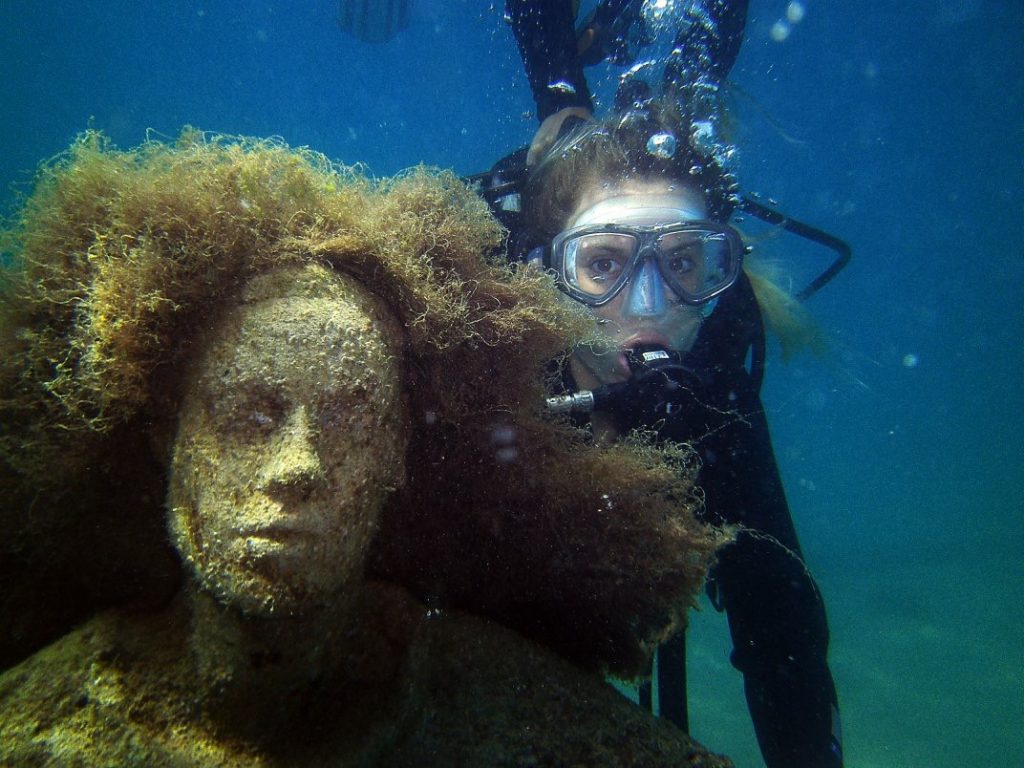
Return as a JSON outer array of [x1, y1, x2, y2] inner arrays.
[[470, 2, 848, 767]]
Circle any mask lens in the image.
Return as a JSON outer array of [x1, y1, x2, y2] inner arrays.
[[657, 228, 737, 300], [563, 232, 637, 300]]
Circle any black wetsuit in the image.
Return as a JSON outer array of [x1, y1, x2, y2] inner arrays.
[[504, 3, 843, 767], [661, 274, 843, 768]]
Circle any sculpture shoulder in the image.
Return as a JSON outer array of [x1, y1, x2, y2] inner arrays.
[[0, 593, 733, 767], [386, 609, 732, 767], [0, 607, 251, 768], [0, 615, 103, 753]]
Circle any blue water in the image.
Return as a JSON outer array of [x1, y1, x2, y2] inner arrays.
[[2, 2, 1021, 766]]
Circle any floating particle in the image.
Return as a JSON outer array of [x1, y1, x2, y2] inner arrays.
[[902, 353, 919, 368], [786, 2, 806, 24], [495, 446, 519, 463], [490, 425, 517, 445], [770, 20, 790, 41]]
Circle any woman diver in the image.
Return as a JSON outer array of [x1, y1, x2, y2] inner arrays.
[[495, 2, 846, 767]]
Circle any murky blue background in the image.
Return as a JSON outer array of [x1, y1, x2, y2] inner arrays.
[[2, 1, 1021, 765]]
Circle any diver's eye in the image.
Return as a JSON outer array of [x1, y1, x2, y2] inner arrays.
[[666, 254, 696, 274], [567, 232, 635, 294], [589, 257, 621, 277]]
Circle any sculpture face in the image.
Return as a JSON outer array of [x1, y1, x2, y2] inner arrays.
[[167, 268, 406, 617]]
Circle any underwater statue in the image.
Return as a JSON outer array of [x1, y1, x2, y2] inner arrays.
[[0, 132, 731, 766]]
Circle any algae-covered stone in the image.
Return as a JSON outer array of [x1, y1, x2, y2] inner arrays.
[[0, 132, 731, 765], [0, 584, 732, 767]]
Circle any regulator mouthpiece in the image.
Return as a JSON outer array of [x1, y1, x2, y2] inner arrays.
[[545, 346, 693, 415]]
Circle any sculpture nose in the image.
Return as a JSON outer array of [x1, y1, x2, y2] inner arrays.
[[256, 405, 323, 495], [624, 257, 668, 317]]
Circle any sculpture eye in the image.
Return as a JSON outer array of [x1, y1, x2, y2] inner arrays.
[[250, 408, 275, 430], [212, 389, 286, 438], [319, 400, 348, 431]]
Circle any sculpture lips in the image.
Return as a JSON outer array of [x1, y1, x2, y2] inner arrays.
[[241, 497, 333, 539], [242, 524, 320, 544]]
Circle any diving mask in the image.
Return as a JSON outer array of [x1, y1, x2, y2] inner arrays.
[[551, 220, 744, 307], [550, 194, 745, 307]]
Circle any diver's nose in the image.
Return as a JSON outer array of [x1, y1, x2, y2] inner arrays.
[[624, 257, 668, 317]]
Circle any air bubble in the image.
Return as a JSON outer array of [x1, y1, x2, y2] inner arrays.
[[691, 120, 715, 152], [646, 131, 678, 159], [547, 80, 577, 95]]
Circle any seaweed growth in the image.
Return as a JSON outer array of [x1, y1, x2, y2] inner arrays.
[[0, 130, 723, 677]]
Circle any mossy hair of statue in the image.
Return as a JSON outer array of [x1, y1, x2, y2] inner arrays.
[[0, 130, 726, 678]]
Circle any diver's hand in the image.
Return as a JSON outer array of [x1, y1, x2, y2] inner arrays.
[[527, 107, 592, 166]]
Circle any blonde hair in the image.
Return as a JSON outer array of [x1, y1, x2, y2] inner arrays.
[[745, 259, 825, 359]]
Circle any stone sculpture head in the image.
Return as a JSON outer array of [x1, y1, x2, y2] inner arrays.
[[167, 265, 407, 617]]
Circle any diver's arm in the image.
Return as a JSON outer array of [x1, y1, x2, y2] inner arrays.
[[711, 533, 843, 768], [674, 0, 750, 82], [505, 0, 593, 121], [505, 0, 749, 118], [526, 106, 593, 166], [700, 385, 844, 768]]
